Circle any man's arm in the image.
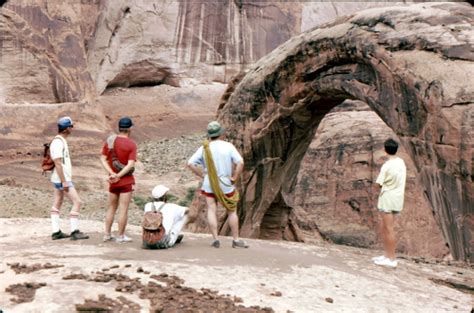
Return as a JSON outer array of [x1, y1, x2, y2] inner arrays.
[[116, 160, 136, 179], [231, 161, 244, 184], [100, 155, 119, 184], [187, 163, 203, 179], [99, 155, 115, 175], [53, 158, 69, 192]]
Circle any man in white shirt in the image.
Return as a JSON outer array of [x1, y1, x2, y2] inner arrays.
[[143, 185, 188, 249], [49, 116, 88, 241], [187, 121, 248, 249], [372, 138, 407, 267]]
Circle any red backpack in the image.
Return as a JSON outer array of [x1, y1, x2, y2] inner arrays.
[[41, 136, 64, 174], [41, 142, 55, 173]]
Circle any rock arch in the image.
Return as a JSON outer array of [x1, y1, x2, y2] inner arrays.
[[216, 3, 473, 261]]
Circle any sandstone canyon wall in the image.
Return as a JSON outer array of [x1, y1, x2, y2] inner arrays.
[[290, 101, 448, 258], [1, 0, 418, 103], [216, 3, 473, 261]]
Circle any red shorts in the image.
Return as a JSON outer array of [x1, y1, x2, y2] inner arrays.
[[109, 183, 134, 194], [201, 190, 235, 199]]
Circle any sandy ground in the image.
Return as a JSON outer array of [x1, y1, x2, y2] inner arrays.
[[0, 218, 472, 313]]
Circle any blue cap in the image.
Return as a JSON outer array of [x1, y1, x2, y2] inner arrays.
[[57, 116, 73, 128], [118, 117, 133, 128]]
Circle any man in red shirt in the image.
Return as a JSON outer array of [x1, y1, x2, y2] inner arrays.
[[100, 117, 137, 243]]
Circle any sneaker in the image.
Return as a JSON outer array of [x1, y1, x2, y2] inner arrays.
[[175, 234, 184, 245], [52, 230, 70, 240], [103, 234, 116, 242], [371, 255, 386, 262], [116, 235, 132, 243], [232, 239, 249, 249], [374, 257, 397, 267], [211, 240, 220, 248], [70, 230, 89, 241]]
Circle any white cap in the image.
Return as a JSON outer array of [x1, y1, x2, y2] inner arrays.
[[152, 185, 169, 199]]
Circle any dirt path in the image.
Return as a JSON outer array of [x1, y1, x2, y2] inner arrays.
[[0, 218, 472, 312]]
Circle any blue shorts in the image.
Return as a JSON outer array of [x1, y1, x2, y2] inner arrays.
[[53, 181, 74, 190]]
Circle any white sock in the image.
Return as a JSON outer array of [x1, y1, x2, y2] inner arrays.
[[51, 207, 60, 233], [70, 212, 79, 232]]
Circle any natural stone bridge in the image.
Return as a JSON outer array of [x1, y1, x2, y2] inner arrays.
[[216, 3, 473, 262]]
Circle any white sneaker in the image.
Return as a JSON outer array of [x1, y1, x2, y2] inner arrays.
[[374, 257, 398, 267], [371, 255, 386, 262], [116, 235, 132, 243], [103, 234, 116, 242]]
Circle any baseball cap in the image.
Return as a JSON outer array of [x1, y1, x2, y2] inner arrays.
[[207, 121, 224, 138], [57, 116, 73, 128], [152, 185, 170, 199], [118, 117, 133, 128]]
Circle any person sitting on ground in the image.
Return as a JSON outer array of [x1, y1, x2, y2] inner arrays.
[[143, 185, 188, 249]]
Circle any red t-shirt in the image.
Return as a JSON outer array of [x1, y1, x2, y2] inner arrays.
[[101, 136, 137, 187]]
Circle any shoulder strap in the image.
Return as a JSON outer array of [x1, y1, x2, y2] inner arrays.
[[152, 202, 166, 213], [106, 134, 117, 150], [52, 135, 66, 163]]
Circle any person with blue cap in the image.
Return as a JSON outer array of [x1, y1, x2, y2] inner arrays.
[[100, 117, 137, 243], [49, 116, 89, 241]]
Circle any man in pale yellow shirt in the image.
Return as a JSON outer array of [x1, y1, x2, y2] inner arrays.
[[372, 138, 406, 267]]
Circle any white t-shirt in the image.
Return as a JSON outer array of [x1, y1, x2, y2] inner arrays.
[[49, 135, 73, 184], [376, 157, 407, 212], [144, 202, 187, 235], [187, 140, 243, 194]]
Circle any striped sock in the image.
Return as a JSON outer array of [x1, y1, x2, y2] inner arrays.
[[70, 211, 79, 233], [51, 207, 60, 233]]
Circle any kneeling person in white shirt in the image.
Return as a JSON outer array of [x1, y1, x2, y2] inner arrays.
[[143, 185, 188, 248]]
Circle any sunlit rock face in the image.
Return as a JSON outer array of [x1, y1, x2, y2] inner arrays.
[[0, 0, 97, 103], [1, 0, 415, 103], [215, 3, 473, 261]]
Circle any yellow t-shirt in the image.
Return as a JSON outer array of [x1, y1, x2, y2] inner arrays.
[[376, 157, 407, 212]]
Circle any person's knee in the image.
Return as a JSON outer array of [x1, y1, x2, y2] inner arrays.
[[75, 197, 82, 208]]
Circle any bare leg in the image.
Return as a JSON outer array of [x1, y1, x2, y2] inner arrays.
[[105, 192, 119, 235], [205, 197, 219, 240], [64, 186, 83, 232], [117, 191, 133, 236], [51, 189, 64, 233], [52, 189, 64, 210], [227, 211, 240, 240], [381, 212, 396, 259], [64, 187, 82, 214]]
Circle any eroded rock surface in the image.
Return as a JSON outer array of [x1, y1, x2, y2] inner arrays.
[[290, 100, 449, 259], [1, 0, 417, 103], [215, 3, 474, 261]]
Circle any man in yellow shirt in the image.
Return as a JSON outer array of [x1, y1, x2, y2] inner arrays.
[[372, 139, 406, 267]]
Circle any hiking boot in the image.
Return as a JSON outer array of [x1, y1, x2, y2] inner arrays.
[[103, 234, 116, 242], [374, 257, 397, 268], [232, 239, 249, 248], [175, 234, 184, 245], [70, 230, 89, 241], [116, 235, 132, 243], [211, 240, 220, 248], [52, 230, 70, 240]]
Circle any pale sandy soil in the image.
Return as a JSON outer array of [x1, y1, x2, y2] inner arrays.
[[0, 218, 472, 313]]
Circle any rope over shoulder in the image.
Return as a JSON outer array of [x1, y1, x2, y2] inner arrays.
[[203, 140, 239, 211]]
